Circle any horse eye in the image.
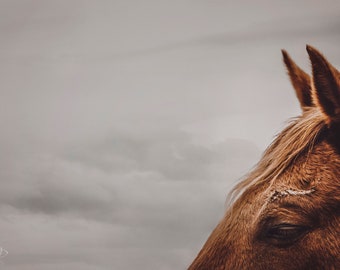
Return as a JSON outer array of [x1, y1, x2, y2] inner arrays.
[[264, 224, 309, 245]]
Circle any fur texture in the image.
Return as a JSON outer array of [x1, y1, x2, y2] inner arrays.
[[188, 46, 340, 270]]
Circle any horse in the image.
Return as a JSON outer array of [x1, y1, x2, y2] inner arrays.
[[188, 45, 340, 270]]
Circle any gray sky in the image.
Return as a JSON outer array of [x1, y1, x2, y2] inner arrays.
[[0, 1, 340, 269]]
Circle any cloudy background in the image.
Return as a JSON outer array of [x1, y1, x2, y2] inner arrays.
[[0, 1, 340, 269]]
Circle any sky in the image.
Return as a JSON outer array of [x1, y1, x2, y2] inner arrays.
[[0, 1, 340, 269]]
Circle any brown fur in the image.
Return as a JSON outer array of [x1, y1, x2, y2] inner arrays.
[[188, 46, 340, 270], [282, 49, 313, 109]]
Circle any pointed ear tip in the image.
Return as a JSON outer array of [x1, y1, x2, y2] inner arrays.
[[281, 49, 290, 63], [306, 44, 319, 56]]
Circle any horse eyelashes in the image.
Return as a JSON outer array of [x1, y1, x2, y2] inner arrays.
[[267, 224, 307, 239], [263, 223, 310, 246]]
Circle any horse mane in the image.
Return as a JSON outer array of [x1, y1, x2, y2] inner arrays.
[[227, 107, 327, 205]]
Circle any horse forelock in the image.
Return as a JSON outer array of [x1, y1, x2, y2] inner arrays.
[[227, 107, 327, 206]]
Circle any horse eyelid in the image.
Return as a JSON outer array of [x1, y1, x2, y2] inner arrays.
[[266, 224, 310, 239]]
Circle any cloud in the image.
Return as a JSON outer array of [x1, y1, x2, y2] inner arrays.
[[0, 128, 260, 269], [0, 129, 260, 216]]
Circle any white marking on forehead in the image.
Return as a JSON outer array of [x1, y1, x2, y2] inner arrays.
[[269, 188, 315, 202]]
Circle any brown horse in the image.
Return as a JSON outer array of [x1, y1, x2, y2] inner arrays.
[[189, 46, 340, 270]]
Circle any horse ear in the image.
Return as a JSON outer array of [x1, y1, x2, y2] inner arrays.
[[282, 49, 313, 110], [306, 45, 340, 125]]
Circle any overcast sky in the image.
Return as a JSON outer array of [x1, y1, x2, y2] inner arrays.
[[0, 1, 340, 269]]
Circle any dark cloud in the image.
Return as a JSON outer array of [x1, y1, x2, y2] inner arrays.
[[0, 129, 260, 218], [0, 128, 259, 269]]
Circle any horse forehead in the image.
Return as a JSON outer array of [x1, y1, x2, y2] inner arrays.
[[269, 188, 316, 202]]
